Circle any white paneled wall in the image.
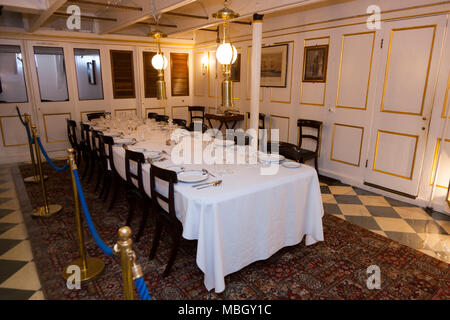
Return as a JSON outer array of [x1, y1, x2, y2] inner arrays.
[[192, 0, 450, 213]]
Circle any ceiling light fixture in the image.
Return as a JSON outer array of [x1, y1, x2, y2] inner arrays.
[[212, 0, 239, 109], [149, 30, 168, 100]]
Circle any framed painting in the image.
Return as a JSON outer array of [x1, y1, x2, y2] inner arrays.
[[231, 53, 241, 82], [260, 44, 288, 88], [302, 45, 329, 82]]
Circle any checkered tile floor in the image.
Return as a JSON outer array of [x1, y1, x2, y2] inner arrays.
[[0, 164, 43, 300], [0, 163, 449, 300], [320, 178, 450, 263]]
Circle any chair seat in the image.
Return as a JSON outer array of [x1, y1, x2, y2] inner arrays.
[[268, 141, 317, 163]]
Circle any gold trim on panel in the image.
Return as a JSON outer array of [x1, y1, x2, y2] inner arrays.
[[194, 52, 205, 97], [268, 114, 290, 142], [245, 45, 264, 102], [440, 72, 450, 118], [336, 31, 375, 110], [372, 130, 419, 180], [42, 112, 72, 143], [270, 41, 294, 104], [80, 110, 105, 121], [208, 51, 217, 98], [171, 105, 188, 119], [144, 107, 165, 115], [429, 138, 450, 189], [330, 123, 364, 167], [299, 36, 330, 106], [380, 25, 437, 116], [0, 115, 28, 147], [114, 108, 137, 117]]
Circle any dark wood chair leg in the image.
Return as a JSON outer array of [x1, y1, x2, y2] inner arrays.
[[94, 167, 103, 192], [87, 156, 96, 183], [125, 193, 136, 226], [82, 154, 90, 179], [135, 205, 150, 242], [314, 156, 319, 174], [102, 175, 111, 201], [107, 175, 120, 211], [162, 233, 182, 278], [149, 218, 163, 260]]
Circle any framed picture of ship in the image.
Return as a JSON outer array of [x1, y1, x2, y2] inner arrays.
[[260, 44, 288, 88]]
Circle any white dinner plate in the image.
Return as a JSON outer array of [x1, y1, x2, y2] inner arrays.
[[214, 139, 235, 147], [177, 170, 208, 183], [282, 161, 301, 168], [258, 152, 285, 163], [92, 126, 107, 131], [131, 147, 147, 153], [143, 150, 163, 159], [166, 165, 185, 173]]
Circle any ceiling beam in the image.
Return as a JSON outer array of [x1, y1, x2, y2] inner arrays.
[[29, 0, 67, 33], [164, 12, 208, 20], [67, 0, 142, 11], [137, 22, 177, 28], [98, 0, 197, 34], [53, 12, 117, 22]]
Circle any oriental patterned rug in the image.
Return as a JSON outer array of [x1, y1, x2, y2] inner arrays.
[[14, 163, 450, 300]]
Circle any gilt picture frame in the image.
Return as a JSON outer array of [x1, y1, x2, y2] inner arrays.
[[302, 45, 329, 83], [260, 44, 288, 88]]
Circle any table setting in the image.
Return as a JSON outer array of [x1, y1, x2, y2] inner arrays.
[[83, 114, 324, 293]]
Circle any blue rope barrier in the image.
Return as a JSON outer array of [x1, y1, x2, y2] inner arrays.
[[16, 107, 33, 144], [72, 168, 114, 257], [134, 277, 151, 300], [36, 137, 69, 172]]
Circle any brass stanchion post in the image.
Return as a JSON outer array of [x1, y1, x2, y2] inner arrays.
[[63, 148, 105, 282], [114, 226, 135, 300], [23, 113, 48, 184], [31, 125, 62, 217]]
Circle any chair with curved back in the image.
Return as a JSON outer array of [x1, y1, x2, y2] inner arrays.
[[147, 112, 158, 119], [98, 134, 123, 210], [148, 164, 183, 277], [172, 118, 187, 129], [66, 119, 82, 165], [86, 112, 106, 121], [155, 115, 169, 123], [124, 149, 152, 242], [80, 123, 93, 180], [90, 130, 103, 192], [188, 106, 205, 125], [297, 119, 322, 173]]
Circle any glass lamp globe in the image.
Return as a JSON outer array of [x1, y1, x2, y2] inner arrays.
[[216, 42, 237, 65], [152, 53, 168, 70]]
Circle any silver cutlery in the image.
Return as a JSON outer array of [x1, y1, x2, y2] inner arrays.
[[202, 169, 216, 177], [197, 180, 222, 189], [192, 180, 221, 188]]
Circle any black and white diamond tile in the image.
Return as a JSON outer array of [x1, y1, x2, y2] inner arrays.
[[0, 165, 43, 300], [320, 177, 450, 263]]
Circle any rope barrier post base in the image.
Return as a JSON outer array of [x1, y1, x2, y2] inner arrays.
[[30, 124, 62, 218], [32, 204, 63, 217], [62, 257, 105, 282], [24, 175, 48, 184], [63, 148, 105, 283]]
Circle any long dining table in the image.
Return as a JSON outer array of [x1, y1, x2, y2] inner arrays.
[[96, 124, 324, 293]]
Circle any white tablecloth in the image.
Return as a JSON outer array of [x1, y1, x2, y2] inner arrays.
[[111, 130, 324, 293]]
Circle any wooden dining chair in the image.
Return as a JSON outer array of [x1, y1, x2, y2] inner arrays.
[[66, 119, 82, 165], [148, 164, 182, 278], [98, 134, 122, 210], [297, 119, 322, 173], [246, 112, 266, 129], [155, 115, 169, 123], [172, 118, 187, 129], [188, 106, 205, 125], [124, 149, 152, 242], [80, 123, 93, 181], [147, 112, 158, 119], [86, 112, 105, 121], [90, 130, 102, 192]]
